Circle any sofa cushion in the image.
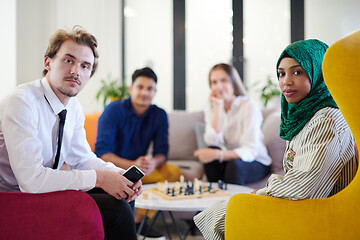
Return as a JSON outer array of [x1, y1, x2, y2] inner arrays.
[[194, 121, 207, 149], [261, 109, 286, 174], [84, 112, 101, 152], [168, 111, 204, 160]]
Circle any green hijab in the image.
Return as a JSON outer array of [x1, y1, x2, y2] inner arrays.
[[277, 39, 338, 141]]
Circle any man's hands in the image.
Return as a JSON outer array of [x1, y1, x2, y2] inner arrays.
[[134, 154, 156, 175], [194, 148, 219, 164], [95, 170, 143, 202]]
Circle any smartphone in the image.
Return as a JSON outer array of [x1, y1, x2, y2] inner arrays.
[[122, 165, 145, 183]]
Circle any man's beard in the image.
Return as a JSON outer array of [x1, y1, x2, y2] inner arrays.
[[58, 88, 78, 97]]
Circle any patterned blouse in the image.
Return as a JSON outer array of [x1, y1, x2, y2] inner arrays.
[[257, 107, 358, 199], [194, 107, 358, 240]]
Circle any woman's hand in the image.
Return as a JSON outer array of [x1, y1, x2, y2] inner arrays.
[[251, 189, 258, 194], [209, 91, 224, 106], [194, 148, 219, 163]]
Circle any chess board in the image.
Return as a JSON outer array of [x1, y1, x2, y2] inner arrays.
[[145, 181, 229, 200]]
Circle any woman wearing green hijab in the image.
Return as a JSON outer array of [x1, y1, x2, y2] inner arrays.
[[255, 39, 357, 199], [193, 39, 358, 240]]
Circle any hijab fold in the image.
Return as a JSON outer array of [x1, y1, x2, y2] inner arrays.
[[277, 39, 338, 141]]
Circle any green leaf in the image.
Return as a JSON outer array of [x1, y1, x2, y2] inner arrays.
[[96, 75, 130, 108], [254, 75, 281, 107]]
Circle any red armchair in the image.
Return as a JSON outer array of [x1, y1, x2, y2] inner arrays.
[[0, 190, 104, 240]]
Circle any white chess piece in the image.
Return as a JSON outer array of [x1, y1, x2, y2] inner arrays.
[[194, 178, 199, 191], [164, 180, 168, 193]]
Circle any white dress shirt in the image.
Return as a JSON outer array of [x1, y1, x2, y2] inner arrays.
[[0, 78, 122, 193], [204, 96, 271, 166]]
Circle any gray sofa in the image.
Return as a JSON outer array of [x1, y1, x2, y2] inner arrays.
[[167, 108, 286, 189]]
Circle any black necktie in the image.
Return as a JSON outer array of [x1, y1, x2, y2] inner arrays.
[[53, 109, 67, 169]]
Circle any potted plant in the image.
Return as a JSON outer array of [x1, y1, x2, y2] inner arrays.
[[96, 75, 129, 107], [255, 76, 281, 108]]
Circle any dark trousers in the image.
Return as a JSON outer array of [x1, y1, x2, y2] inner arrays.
[[204, 147, 270, 185], [87, 188, 136, 240]]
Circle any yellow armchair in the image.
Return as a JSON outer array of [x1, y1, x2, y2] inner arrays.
[[225, 31, 360, 240]]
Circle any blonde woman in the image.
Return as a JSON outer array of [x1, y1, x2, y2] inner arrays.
[[194, 63, 271, 185]]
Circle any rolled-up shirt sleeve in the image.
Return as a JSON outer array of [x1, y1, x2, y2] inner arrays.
[[152, 110, 169, 157]]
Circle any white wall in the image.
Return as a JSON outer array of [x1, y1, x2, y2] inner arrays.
[[305, 0, 360, 45], [16, 0, 53, 86], [244, 0, 360, 109], [53, 0, 121, 113], [125, 0, 173, 112], [244, 0, 290, 109], [186, 0, 233, 112], [0, 0, 16, 101], [16, 0, 121, 113], [5, 0, 360, 113]]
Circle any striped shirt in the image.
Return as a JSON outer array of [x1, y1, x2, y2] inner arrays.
[[194, 107, 358, 240], [257, 107, 358, 199]]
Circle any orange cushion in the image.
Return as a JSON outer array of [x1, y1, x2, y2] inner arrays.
[[84, 112, 101, 152]]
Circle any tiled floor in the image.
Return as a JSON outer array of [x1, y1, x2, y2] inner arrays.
[[143, 215, 205, 240]]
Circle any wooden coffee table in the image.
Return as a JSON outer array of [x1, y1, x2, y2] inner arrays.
[[135, 182, 253, 239]]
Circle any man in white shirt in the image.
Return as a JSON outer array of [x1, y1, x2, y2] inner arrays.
[[0, 26, 142, 240]]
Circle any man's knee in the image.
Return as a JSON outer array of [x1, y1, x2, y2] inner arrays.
[[113, 199, 135, 220]]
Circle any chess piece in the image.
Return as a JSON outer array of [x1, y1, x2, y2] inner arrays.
[[208, 182, 213, 192], [180, 175, 185, 185], [218, 180, 224, 190], [164, 180, 168, 190], [172, 188, 176, 196], [194, 178, 199, 191]]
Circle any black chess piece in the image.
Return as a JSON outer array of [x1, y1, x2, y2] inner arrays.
[[167, 187, 171, 194], [224, 183, 228, 190], [179, 186, 183, 194], [218, 180, 224, 190], [172, 188, 176, 196], [199, 185, 202, 194], [189, 184, 194, 194], [208, 183, 212, 192]]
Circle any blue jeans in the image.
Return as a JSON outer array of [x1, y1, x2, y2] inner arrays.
[[203, 147, 270, 185]]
